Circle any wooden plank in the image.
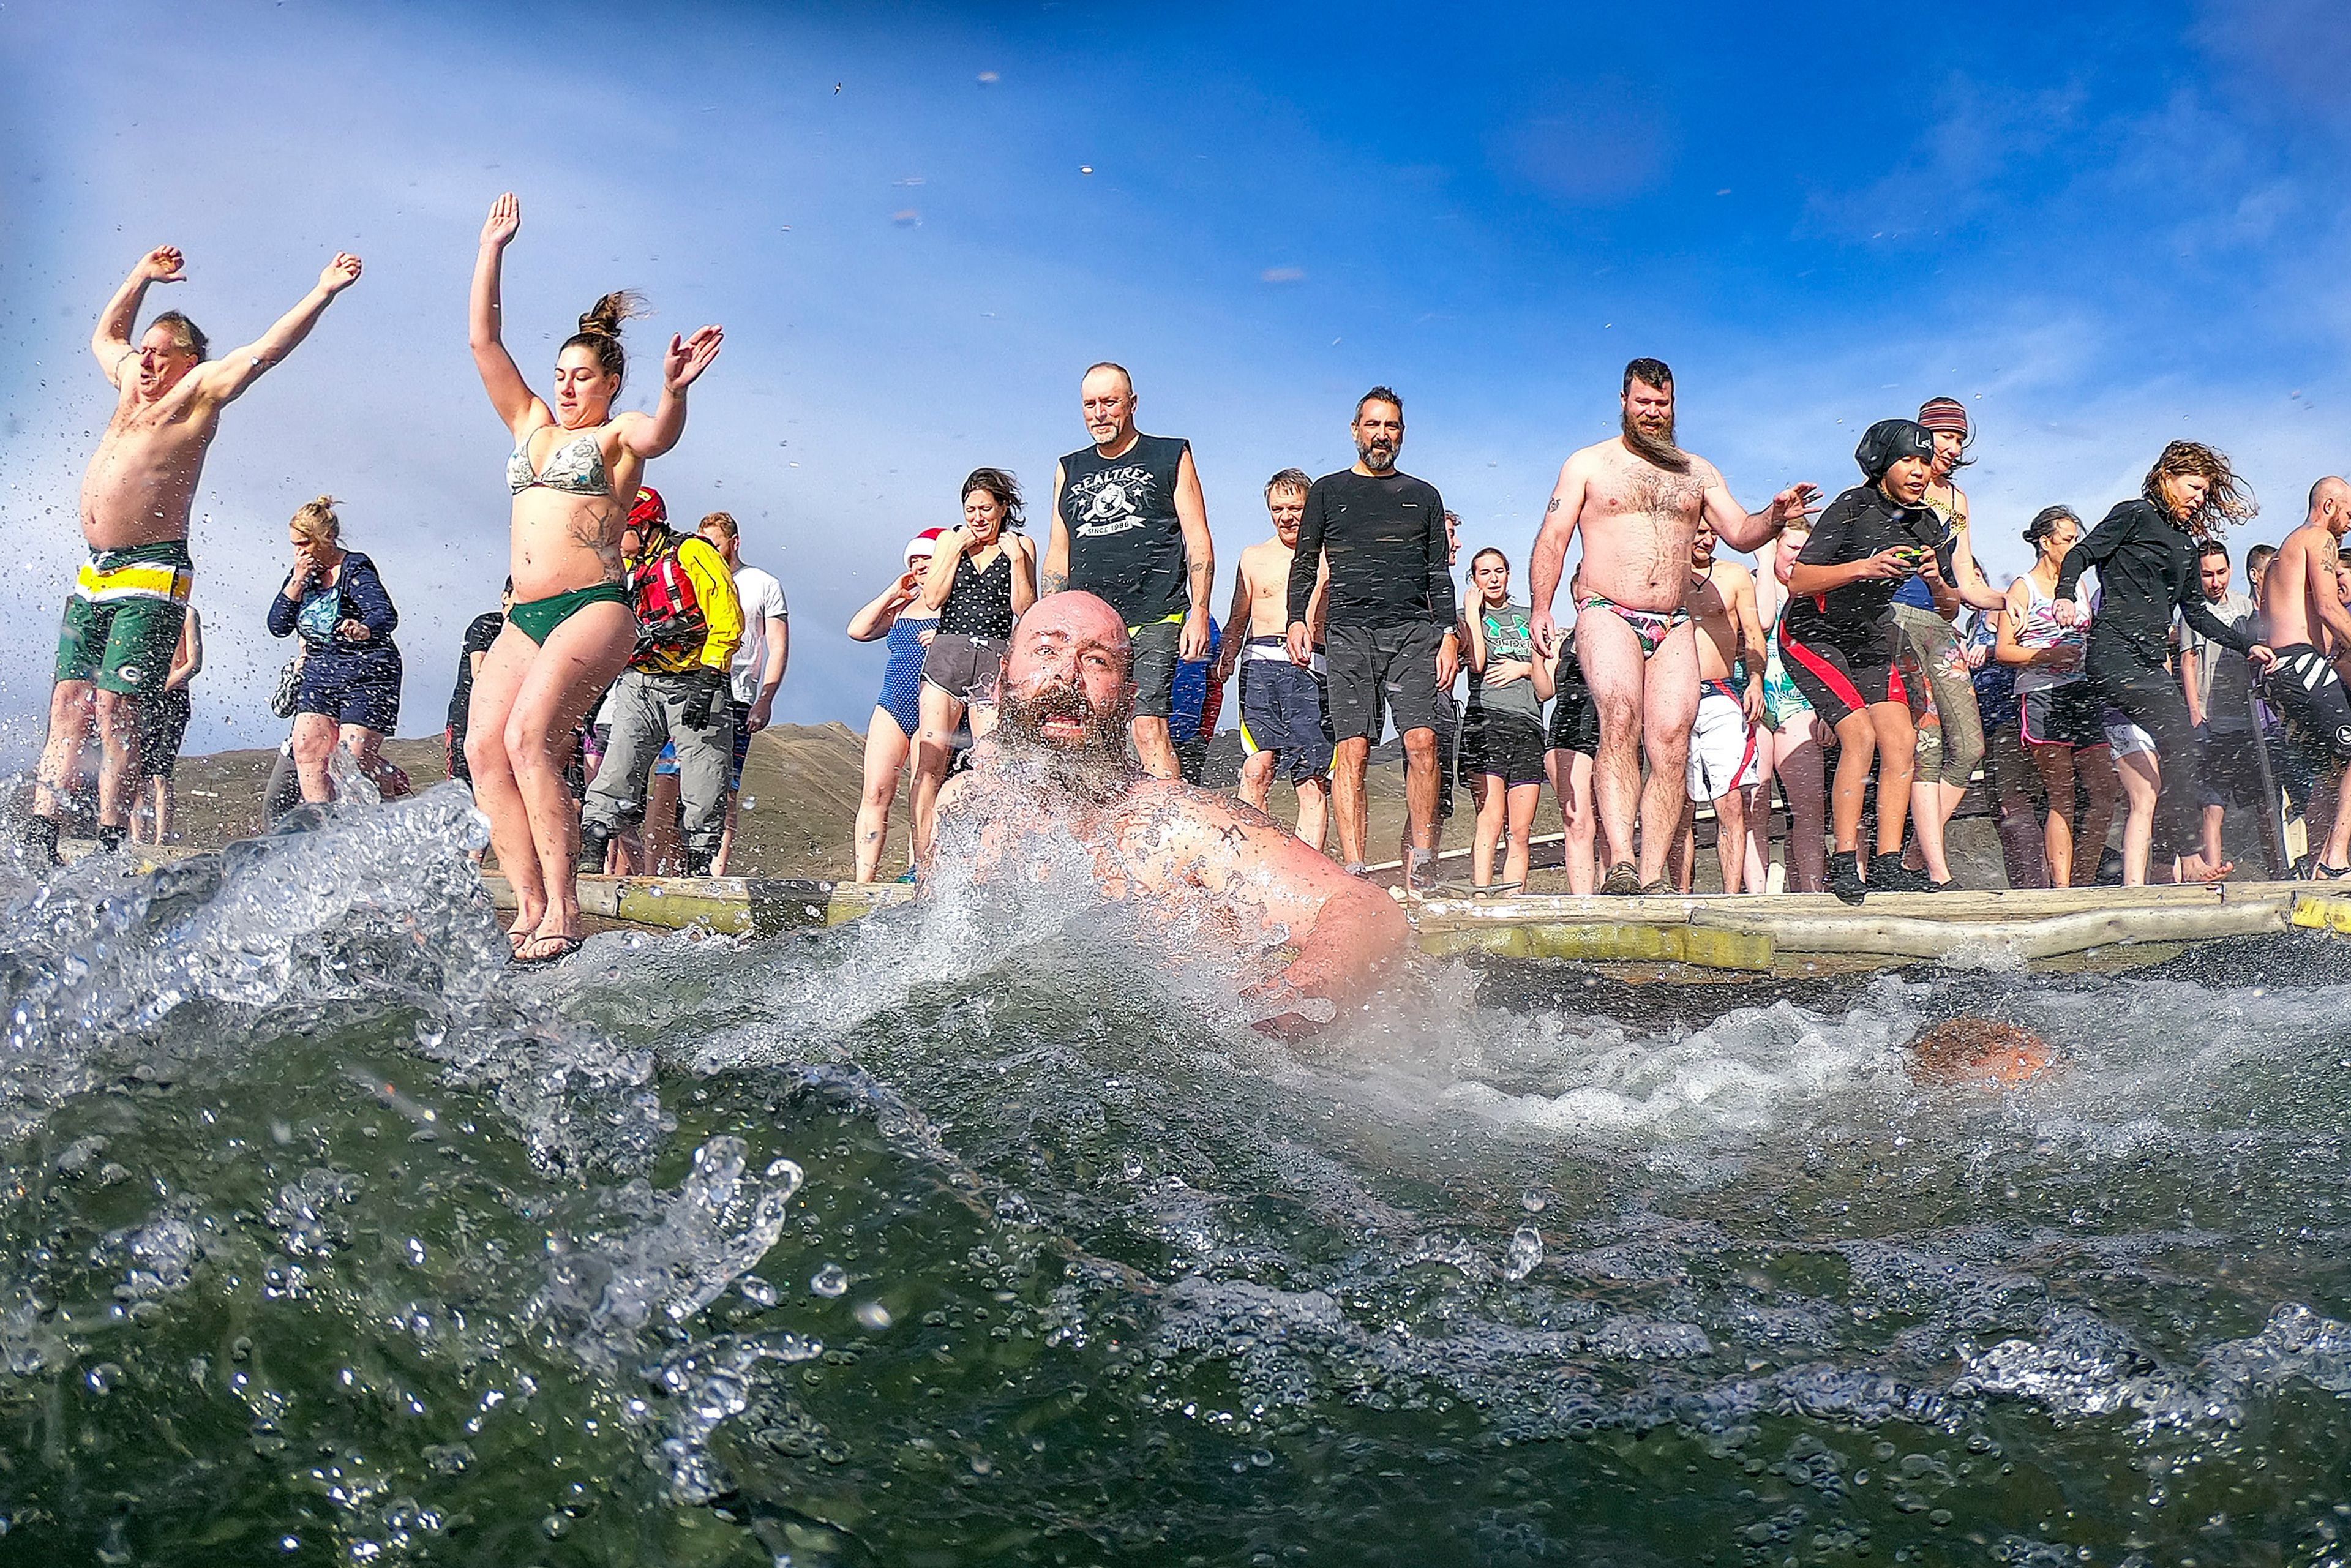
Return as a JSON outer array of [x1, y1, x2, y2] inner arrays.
[[481, 874, 913, 936], [1691, 895, 2295, 961], [2291, 890, 2351, 935], [1416, 920, 1774, 972]]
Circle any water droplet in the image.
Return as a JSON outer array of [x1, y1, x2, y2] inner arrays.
[[811, 1263, 849, 1297], [1520, 1191, 1548, 1214], [1502, 1226, 1543, 1282], [853, 1299, 893, 1330]]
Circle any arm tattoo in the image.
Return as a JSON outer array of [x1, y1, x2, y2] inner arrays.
[[1546, 497, 1560, 514]]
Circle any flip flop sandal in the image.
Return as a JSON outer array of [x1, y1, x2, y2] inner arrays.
[[512, 934, 584, 968]]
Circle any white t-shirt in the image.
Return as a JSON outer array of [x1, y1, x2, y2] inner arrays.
[[729, 565, 789, 705]]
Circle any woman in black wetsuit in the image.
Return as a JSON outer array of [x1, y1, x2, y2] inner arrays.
[[2051, 441, 2275, 885], [910, 467, 1039, 865], [1781, 421, 1951, 903]]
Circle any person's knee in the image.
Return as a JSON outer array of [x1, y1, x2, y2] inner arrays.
[[1401, 728, 1436, 765]]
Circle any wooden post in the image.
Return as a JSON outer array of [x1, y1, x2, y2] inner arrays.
[[2247, 686, 2290, 880]]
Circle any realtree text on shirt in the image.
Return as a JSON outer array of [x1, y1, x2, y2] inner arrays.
[[1284, 469, 1455, 632], [1058, 432, 1192, 627]]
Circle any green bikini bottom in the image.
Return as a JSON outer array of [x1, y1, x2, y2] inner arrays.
[[508, 582, 632, 645]]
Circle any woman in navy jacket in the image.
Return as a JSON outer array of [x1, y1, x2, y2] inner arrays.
[[268, 495, 404, 803]]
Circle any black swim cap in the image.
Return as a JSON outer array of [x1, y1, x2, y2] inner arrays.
[[1854, 419, 1936, 483]]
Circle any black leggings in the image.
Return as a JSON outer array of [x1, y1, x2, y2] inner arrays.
[[2091, 657, 2204, 852]]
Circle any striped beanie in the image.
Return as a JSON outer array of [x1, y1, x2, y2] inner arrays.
[[1916, 397, 1970, 437]]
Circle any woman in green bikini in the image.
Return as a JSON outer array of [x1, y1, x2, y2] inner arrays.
[[465, 192, 723, 964]]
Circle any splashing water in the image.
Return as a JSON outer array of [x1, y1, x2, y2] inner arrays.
[[4, 790, 2351, 1562]]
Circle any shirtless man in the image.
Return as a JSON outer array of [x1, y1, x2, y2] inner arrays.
[[933, 592, 1410, 1032], [1527, 358, 1817, 894], [1676, 520, 1768, 892], [1214, 468, 1332, 849], [26, 244, 363, 863], [2257, 476, 2351, 877]]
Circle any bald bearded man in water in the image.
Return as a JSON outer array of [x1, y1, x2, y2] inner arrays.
[[1528, 358, 1817, 894], [932, 592, 1409, 1032]]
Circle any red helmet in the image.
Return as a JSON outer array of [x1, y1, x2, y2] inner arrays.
[[628, 486, 667, 531]]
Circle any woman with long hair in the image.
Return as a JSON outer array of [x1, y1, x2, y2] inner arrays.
[[267, 496, 403, 804], [1461, 549, 1551, 892], [848, 529, 942, 882], [464, 192, 723, 963], [2052, 442, 2276, 885], [1998, 506, 2119, 888], [910, 469, 1038, 865]]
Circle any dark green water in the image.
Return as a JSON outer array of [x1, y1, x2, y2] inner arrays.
[[5, 787, 2351, 1566]]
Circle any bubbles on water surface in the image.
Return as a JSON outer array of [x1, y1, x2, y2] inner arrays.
[[4, 784, 2351, 1561]]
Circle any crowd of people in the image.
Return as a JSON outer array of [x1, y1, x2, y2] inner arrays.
[[24, 214, 2351, 976], [846, 356, 2351, 907]]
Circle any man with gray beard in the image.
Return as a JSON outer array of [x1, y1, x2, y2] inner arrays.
[[933, 592, 1408, 1033], [1527, 358, 1817, 894]]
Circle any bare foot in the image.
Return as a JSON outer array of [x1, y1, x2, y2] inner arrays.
[[2179, 853, 2233, 884]]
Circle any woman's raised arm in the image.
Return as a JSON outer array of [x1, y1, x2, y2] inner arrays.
[[470, 193, 541, 433]]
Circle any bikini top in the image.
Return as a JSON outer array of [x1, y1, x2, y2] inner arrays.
[[506, 429, 610, 497]]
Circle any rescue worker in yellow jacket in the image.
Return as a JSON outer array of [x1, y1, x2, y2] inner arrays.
[[578, 487, 744, 876]]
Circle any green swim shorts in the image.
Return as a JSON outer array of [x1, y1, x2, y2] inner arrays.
[[54, 540, 194, 695]]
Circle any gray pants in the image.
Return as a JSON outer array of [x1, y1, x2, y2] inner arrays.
[[582, 667, 732, 865]]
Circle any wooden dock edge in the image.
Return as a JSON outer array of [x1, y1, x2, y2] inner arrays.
[[477, 876, 2351, 973]]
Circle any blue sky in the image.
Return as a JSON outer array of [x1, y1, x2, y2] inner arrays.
[[5, 0, 2349, 758]]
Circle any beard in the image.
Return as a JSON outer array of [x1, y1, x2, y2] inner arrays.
[[994, 677, 1135, 798], [1621, 408, 1691, 475], [1355, 437, 1398, 474]]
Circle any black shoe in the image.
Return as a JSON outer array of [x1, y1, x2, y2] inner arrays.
[[1600, 862, 1641, 896], [1829, 851, 1866, 905], [576, 825, 611, 876], [17, 814, 61, 868], [95, 823, 127, 853], [1870, 853, 1932, 893]]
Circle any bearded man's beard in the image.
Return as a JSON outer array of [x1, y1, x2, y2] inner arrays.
[[996, 678, 1134, 795], [1621, 408, 1690, 475], [1355, 438, 1397, 475]]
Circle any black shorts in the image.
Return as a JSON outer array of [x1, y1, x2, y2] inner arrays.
[[921, 632, 1007, 704], [2268, 645, 2351, 764], [2194, 724, 2271, 810], [1127, 617, 1182, 721], [294, 652, 402, 733], [137, 685, 193, 778], [1237, 650, 1333, 782], [1326, 621, 1444, 744], [1474, 710, 1547, 787], [1547, 673, 1601, 757], [2019, 684, 2107, 750], [1778, 610, 1904, 728]]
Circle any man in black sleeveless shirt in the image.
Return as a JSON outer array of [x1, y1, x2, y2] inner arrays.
[[1046, 362, 1216, 779], [1284, 386, 1459, 886]]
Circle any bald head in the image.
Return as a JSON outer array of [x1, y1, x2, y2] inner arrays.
[[1080, 363, 1138, 450], [2309, 476, 2351, 525]]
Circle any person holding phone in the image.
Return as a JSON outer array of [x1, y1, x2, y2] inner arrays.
[[1780, 420, 1956, 902]]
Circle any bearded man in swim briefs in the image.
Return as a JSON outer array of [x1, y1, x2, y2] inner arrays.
[[1528, 358, 1818, 894], [25, 244, 363, 864], [932, 592, 1409, 1033]]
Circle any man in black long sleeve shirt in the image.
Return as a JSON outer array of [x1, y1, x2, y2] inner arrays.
[[1284, 387, 1458, 882], [2053, 441, 2276, 883]]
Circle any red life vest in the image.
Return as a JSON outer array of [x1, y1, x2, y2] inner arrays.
[[628, 530, 708, 653]]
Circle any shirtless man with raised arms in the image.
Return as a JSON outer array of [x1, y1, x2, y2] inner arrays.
[[2259, 476, 2351, 878], [26, 244, 363, 864], [1527, 358, 1816, 894]]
